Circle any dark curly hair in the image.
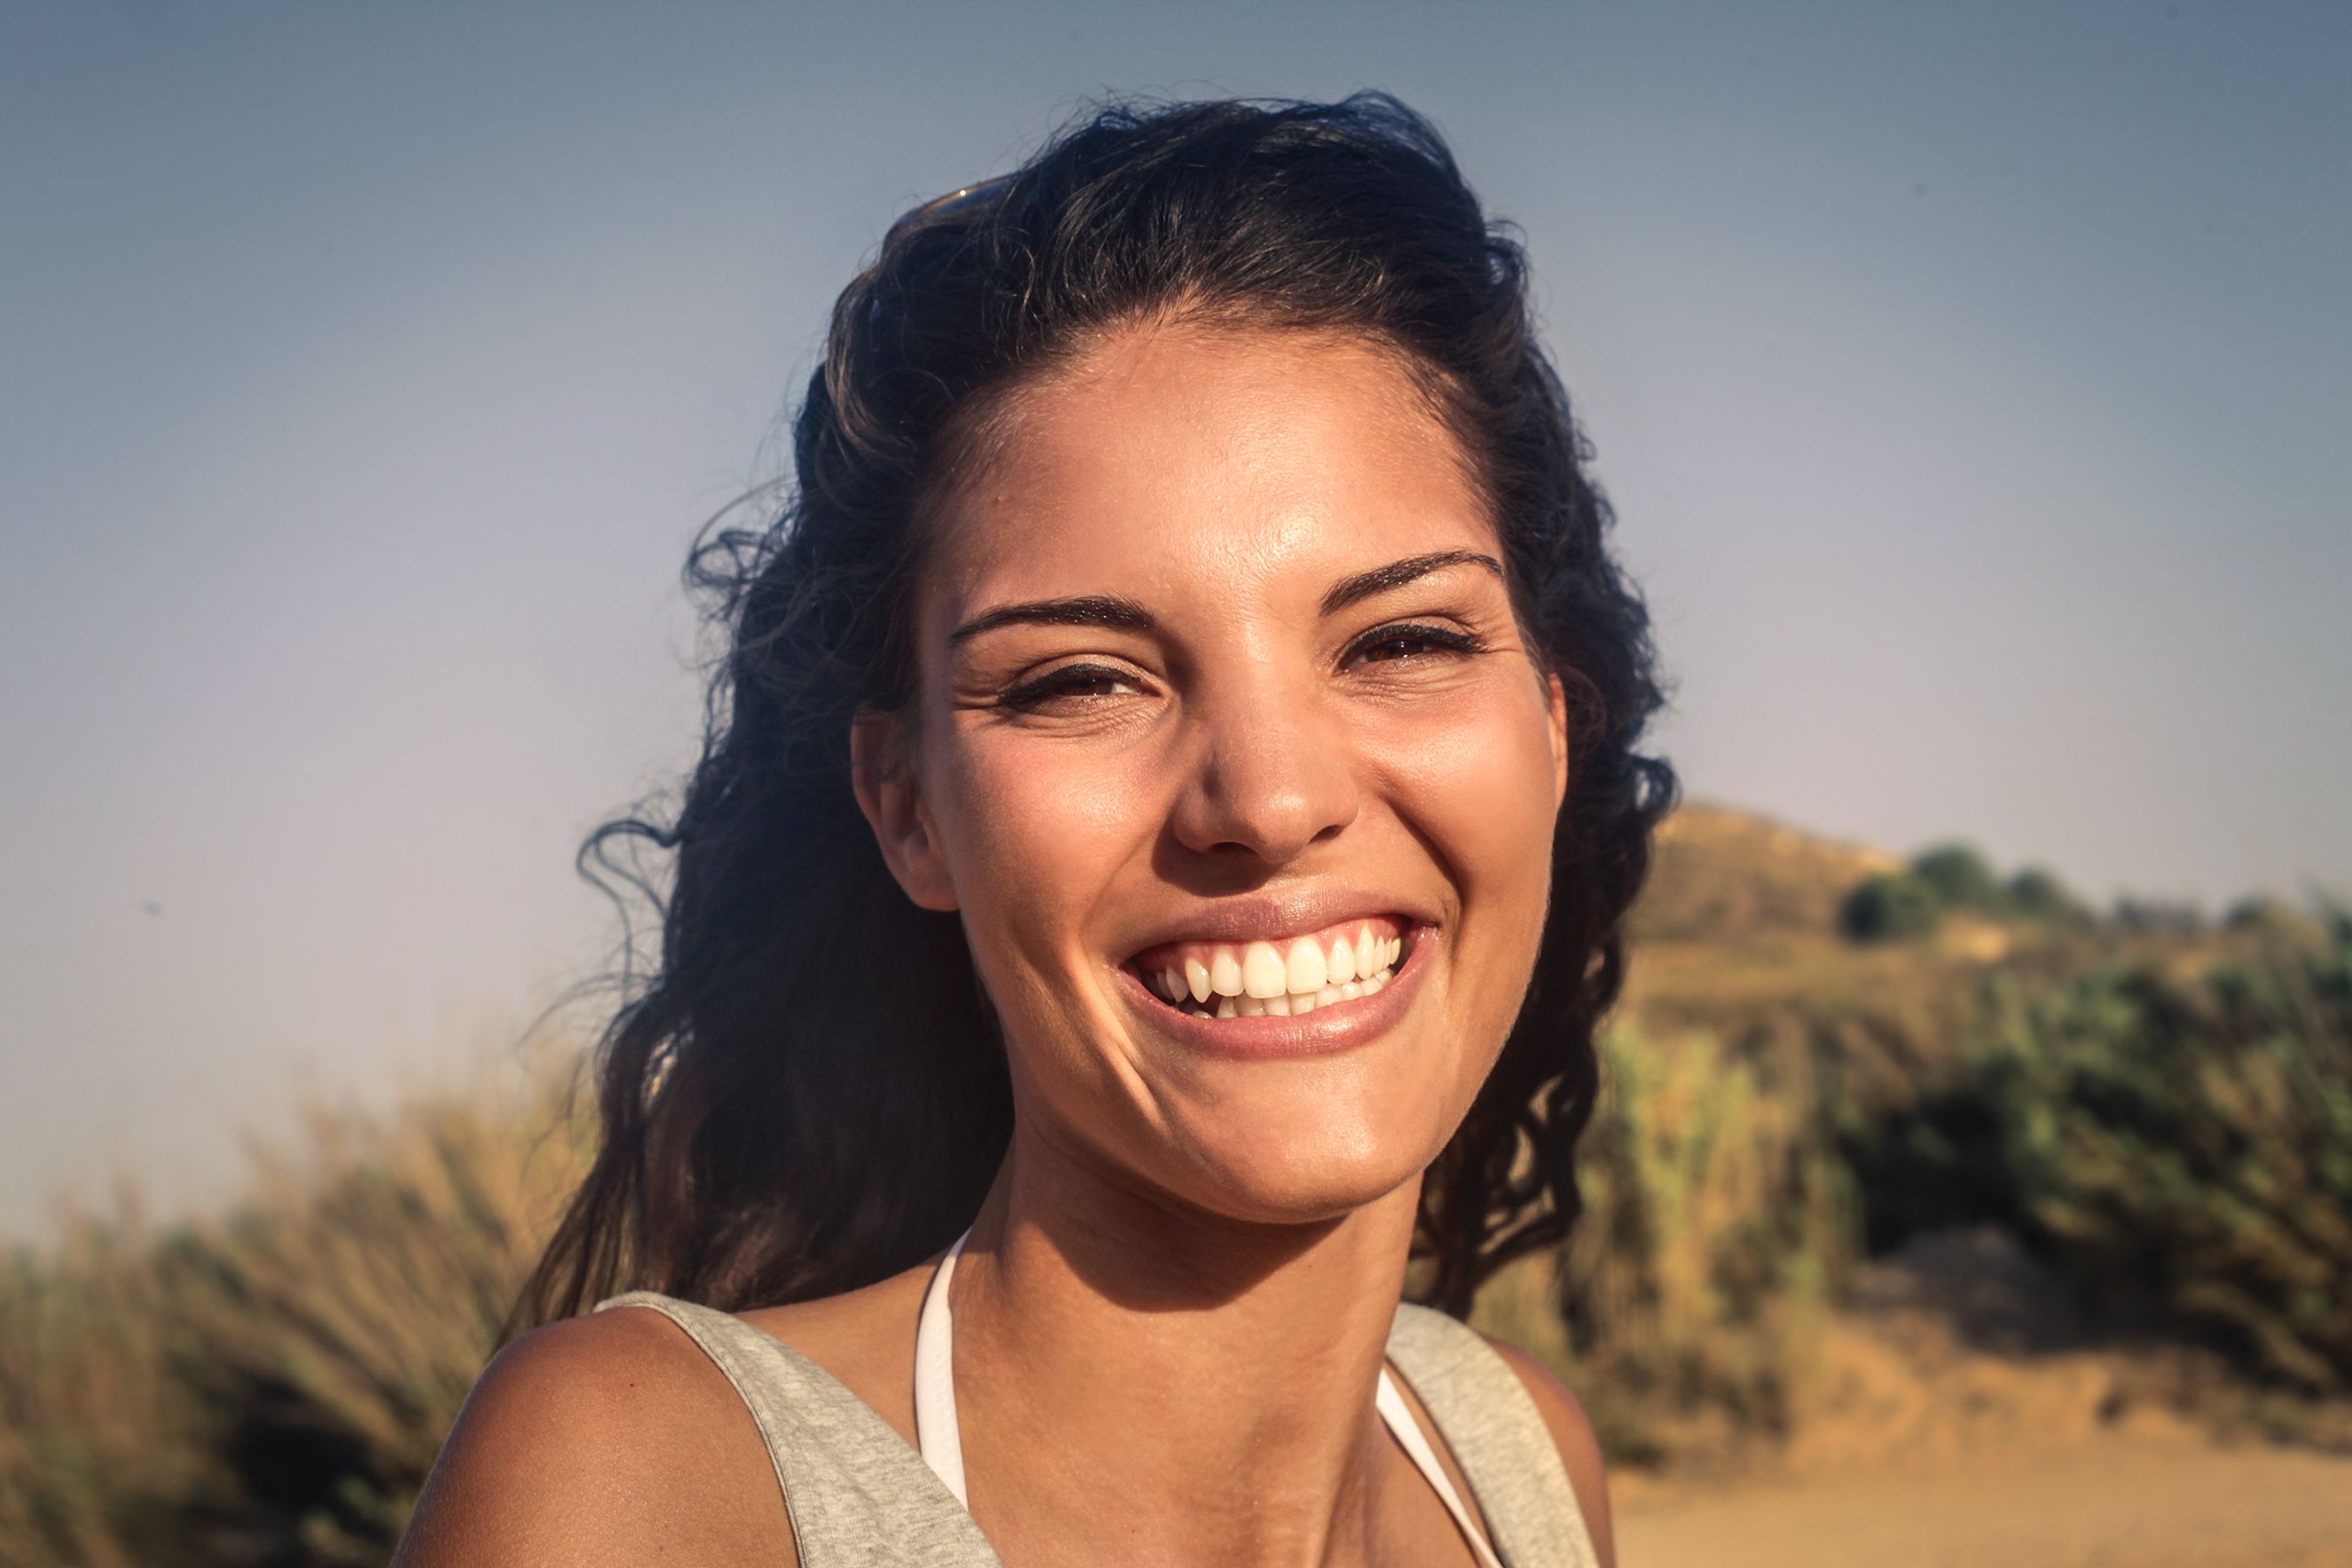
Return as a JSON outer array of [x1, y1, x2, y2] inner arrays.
[[515, 91, 1674, 1332]]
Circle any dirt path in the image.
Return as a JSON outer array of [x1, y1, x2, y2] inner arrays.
[[1613, 1434, 2352, 1568], [1611, 1231, 2352, 1567]]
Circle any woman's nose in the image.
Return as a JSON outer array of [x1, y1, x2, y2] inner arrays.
[[1167, 686, 1362, 867]]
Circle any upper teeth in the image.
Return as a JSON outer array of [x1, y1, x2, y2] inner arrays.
[[1139, 922, 1407, 1018]]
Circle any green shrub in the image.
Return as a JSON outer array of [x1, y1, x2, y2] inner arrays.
[[1910, 843, 2003, 909], [2111, 896, 2207, 935], [2222, 896, 2323, 943], [1838, 848, 2099, 941], [1838, 872, 1943, 942], [1540, 1025, 1850, 1457], [2005, 867, 2092, 929], [1982, 927, 2352, 1389]]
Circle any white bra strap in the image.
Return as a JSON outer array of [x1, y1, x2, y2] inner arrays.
[[913, 1227, 971, 1505], [913, 1226, 1503, 1566], [1375, 1367, 1505, 1568]]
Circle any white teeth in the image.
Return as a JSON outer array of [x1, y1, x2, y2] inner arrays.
[[1142, 925, 1407, 1021], [1283, 937, 1328, 996], [1209, 951, 1244, 997], [1241, 942, 1288, 999]]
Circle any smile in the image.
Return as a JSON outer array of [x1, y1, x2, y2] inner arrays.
[[1126, 918, 1409, 1019]]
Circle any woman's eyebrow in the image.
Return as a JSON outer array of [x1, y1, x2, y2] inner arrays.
[[947, 554, 1497, 645], [948, 594, 1158, 646], [1319, 550, 1504, 616]]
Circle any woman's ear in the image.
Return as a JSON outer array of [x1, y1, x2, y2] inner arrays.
[[1545, 672, 1571, 810], [850, 711, 960, 912]]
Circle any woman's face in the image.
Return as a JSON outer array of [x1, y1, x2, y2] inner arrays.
[[857, 323, 1567, 1227]]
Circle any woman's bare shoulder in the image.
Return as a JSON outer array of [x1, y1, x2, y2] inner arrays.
[[393, 1308, 796, 1567], [1481, 1335, 1618, 1568]]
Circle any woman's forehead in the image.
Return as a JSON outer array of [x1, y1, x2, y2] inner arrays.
[[921, 325, 1496, 625]]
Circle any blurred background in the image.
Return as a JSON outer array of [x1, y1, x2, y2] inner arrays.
[[3, 3, 2348, 1564]]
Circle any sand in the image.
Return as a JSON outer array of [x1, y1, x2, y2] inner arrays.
[[1612, 1230, 2352, 1567], [1616, 1434, 2352, 1568]]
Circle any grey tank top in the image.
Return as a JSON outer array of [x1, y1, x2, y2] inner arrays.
[[594, 1289, 1600, 1568]]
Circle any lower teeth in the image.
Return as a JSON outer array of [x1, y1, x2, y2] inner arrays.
[[1173, 966, 1394, 1018]]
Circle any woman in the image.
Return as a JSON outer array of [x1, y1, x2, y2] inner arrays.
[[398, 92, 1671, 1567]]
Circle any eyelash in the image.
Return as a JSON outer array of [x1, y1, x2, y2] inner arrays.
[[994, 623, 1484, 711], [997, 662, 1140, 710], [1343, 622, 1487, 666]]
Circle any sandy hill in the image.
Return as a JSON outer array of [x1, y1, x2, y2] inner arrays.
[[1632, 801, 1902, 946]]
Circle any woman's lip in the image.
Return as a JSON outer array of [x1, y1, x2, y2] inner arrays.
[[1117, 923, 1432, 1059]]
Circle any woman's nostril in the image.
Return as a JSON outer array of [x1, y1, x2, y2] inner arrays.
[[1176, 777, 1362, 865]]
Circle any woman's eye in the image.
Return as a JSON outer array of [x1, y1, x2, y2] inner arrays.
[[998, 663, 1146, 709], [1346, 623, 1484, 667]]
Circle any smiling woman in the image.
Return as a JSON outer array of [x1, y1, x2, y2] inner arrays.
[[395, 93, 1672, 1568]]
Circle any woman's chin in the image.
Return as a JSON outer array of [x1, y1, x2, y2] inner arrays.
[[1159, 1113, 1441, 1227]]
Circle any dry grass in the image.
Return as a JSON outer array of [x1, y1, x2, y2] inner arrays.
[[0, 1059, 591, 1566], [1473, 1025, 1850, 1465], [0, 1208, 203, 1567]]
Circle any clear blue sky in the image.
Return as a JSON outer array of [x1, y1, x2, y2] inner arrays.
[[3, 1, 2347, 1233]]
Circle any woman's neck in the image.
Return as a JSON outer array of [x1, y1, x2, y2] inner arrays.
[[947, 1130, 1428, 1568]]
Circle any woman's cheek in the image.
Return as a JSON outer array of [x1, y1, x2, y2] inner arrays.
[[1372, 679, 1561, 870], [952, 732, 1153, 875], [1378, 680, 1561, 1059], [931, 727, 1161, 1010]]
